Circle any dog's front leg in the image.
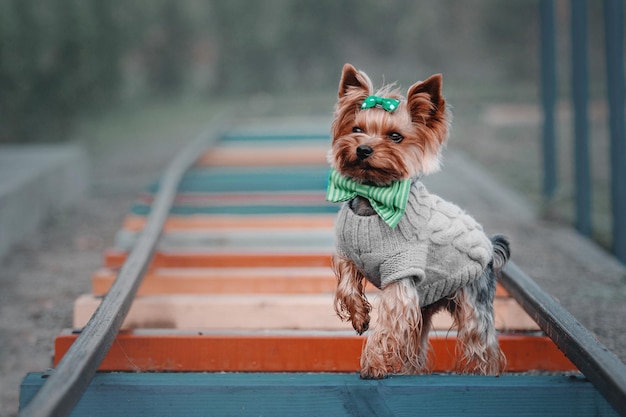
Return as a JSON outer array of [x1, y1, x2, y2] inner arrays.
[[360, 280, 425, 379], [331, 253, 371, 335]]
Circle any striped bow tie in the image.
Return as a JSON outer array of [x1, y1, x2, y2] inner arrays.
[[326, 169, 412, 228]]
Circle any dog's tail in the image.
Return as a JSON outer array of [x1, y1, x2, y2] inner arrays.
[[491, 234, 510, 270]]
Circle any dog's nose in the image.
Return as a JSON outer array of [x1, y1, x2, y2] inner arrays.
[[356, 145, 373, 160]]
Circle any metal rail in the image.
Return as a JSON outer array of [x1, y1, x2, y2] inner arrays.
[[500, 262, 626, 417], [20, 126, 222, 417]]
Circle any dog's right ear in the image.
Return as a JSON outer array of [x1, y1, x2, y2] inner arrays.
[[338, 64, 373, 98]]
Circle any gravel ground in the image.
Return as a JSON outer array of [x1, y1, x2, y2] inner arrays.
[[2, 109, 625, 416]]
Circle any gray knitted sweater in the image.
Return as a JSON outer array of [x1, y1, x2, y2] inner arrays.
[[334, 180, 493, 307]]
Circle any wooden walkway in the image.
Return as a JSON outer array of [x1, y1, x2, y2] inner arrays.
[[20, 128, 624, 416]]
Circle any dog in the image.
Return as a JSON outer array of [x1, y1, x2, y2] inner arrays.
[[326, 63, 510, 379]]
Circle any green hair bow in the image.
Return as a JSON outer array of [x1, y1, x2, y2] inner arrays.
[[361, 96, 401, 112]]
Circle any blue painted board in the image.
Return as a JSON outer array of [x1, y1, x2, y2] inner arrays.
[[221, 132, 330, 142], [20, 372, 618, 417], [148, 166, 330, 194]]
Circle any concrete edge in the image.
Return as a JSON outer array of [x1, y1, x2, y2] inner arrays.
[[0, 144, 90, 261], [443, 149, 626, 277]]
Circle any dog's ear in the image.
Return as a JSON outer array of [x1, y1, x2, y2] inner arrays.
[[338, 64, 373, 98], [407, 74, 448, 175], [406, 74, 446, 126]]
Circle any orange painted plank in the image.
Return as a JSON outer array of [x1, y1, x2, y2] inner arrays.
[[54, 330, 577, 372], [91, 267, 337, 296], [92, 267, 509, 297], [197, 146, 328, 167], [104, 249, 332, 269], [122, 215, 335, 232]]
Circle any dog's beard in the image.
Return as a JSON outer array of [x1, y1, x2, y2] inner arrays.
[[330, 135, 425, 186]]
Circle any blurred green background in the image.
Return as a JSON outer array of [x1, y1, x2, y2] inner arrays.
[[0, 0, 618, 248], [0, 0, 552, 144]]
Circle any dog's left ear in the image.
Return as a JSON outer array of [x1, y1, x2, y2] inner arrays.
[[406, 74, 446, 126], [338, 63, 373, 99]]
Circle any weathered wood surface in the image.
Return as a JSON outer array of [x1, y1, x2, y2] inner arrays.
[[21, 373, 617, 417], [91, 267, 512, 297], [73, 293, 538, 331], [53, 329, 576, 372]]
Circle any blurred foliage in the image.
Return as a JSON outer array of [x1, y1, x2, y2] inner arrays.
[[0, 0, 131, 142], [1, 0, 561, 143]]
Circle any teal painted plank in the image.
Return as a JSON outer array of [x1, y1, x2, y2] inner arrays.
[[20, 373, 618, 417], [130, 203, 338, 215], [221, 132, 330, 142], [148, 166, 330, 193]]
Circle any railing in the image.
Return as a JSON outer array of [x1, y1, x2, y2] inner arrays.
[[539, 0, 626, 263], [500, 263, 626, 416]]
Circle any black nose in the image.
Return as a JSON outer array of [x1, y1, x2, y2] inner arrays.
[[356, 145, 373, 160]]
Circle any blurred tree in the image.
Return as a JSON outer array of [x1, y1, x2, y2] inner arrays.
[[1, 0, 603, 143], [0, 0, 129, 142], [143, 0, 193, 96]]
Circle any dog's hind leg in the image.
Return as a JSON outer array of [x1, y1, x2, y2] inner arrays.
[[449, 267, 506, 375]]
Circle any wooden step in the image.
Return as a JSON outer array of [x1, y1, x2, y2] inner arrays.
[[54, 329, 575, 372], [135, 190, 329, 208], [146, 166, 330, 194], [121, 214, 335, 232], [91, 267, 511, 297], [24, 372, 614, 416], [92, 267, 338, 296], [73, 293, 538, 331], [105, 249, 332, 268], [113, 228, 334, 252], [196, 144, 328, 167]]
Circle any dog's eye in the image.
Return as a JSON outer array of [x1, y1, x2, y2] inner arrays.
[[352, 126, 363, 133], [388, 132, 404, 143]]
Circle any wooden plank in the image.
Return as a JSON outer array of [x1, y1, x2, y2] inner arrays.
[[130, 203, 338, 216], [91, 267, 338, 296], [135, 190, 328, 206], [73, 293, 538, 331], [113, 229, 334, 252], [104, 249, 332, 268], [73, 293, 350, 330], [23, 373, 612, 417], [121, 214, 336, 232], [146, 166, 330, 194], [92, 267, 511, 297], [197, 145, 328, 166], [220, 132, 329, 142], [53, 330, 576, 372]]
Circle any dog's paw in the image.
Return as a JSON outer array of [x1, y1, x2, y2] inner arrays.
[[359, 366, 388, 380], [352, 316, 370, 335]]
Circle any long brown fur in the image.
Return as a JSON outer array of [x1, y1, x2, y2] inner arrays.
[[329, 64, 449, 185], [329, 63, 508, 379]]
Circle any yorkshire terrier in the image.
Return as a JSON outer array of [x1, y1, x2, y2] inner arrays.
[[326, 63, 510, 379]]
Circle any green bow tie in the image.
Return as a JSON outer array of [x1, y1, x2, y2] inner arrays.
[[326, 169, 412, 228], [361, 96, 401, 112]]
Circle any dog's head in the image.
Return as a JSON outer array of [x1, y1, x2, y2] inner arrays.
[[328, 64, 449, 186]]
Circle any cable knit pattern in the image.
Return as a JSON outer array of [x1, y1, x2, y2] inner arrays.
[[335, 180, 493, 307]]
